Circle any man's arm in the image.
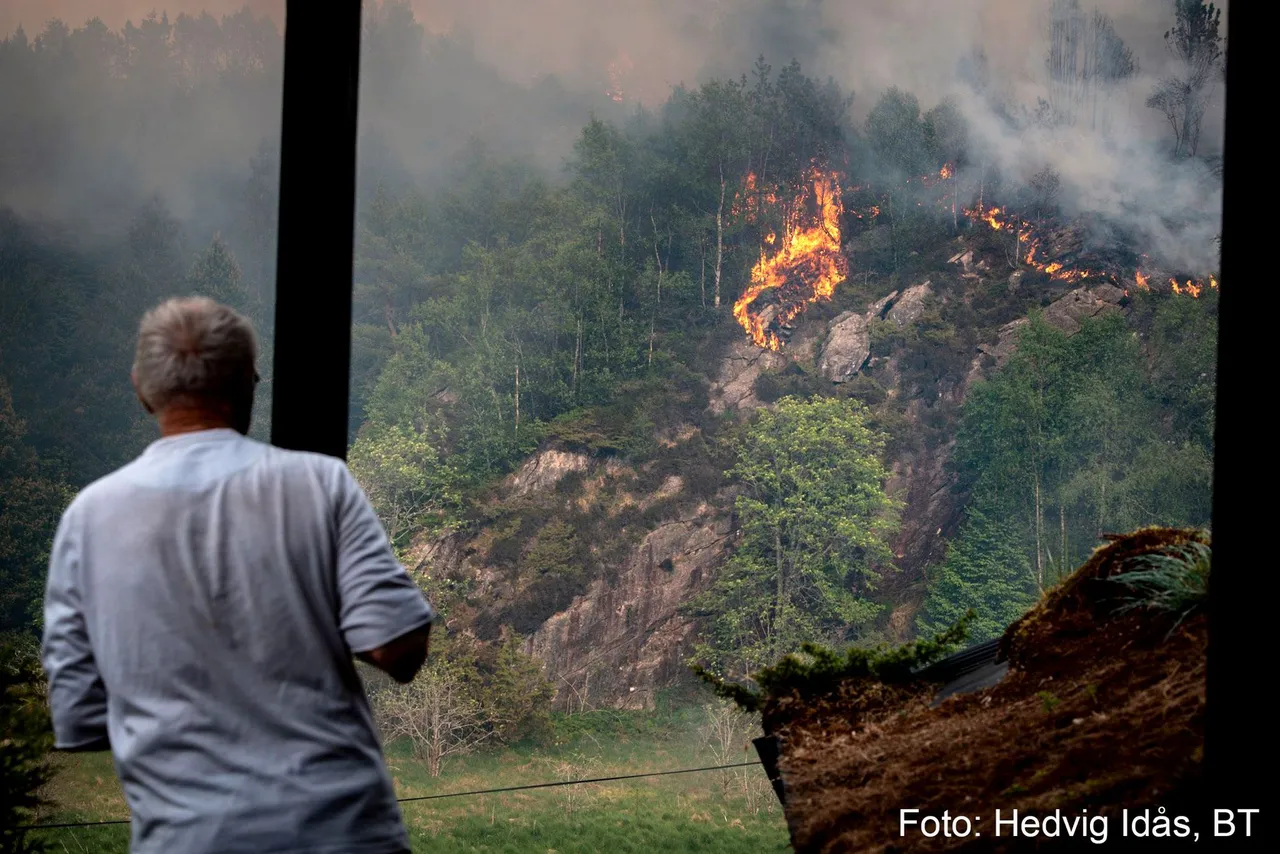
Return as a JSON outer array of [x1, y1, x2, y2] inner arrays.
[[42, 504, 111, 752], [356, 623, 431, 684], [334, 464, 436, 683]]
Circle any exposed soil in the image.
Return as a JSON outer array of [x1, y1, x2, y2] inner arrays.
[[767, 528, 1208, 852]]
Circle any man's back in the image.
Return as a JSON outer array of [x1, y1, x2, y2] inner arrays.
[[42, 428, 433, 854]]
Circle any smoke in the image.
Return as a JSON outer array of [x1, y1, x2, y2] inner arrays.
[[0, 0, 1225, 272]]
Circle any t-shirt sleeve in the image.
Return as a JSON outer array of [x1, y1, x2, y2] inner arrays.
[[42, 502, 110, 750], [333, 463, 435, 654]]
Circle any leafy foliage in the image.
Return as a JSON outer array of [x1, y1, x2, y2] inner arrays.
[[687, 396, 900, 677], [953, 310, 1213, 597], [347, 419, 464, 550], [0, 378, 73, 635]]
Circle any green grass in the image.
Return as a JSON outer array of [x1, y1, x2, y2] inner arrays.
[[26, 709, 789, 853], [1112, 538, 1211, 629]]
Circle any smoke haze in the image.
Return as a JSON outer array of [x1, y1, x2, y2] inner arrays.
[[0, 0, 1226, 271]]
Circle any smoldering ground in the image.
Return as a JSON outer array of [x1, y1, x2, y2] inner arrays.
[[0, 0, 1225, 272]]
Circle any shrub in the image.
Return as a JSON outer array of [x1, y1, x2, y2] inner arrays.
[[694, 612, 972, 713], [1, 635, 53, 854]]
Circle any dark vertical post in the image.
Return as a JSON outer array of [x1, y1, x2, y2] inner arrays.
[[1207, 2, 1265, 841], [270, 1, 363, 459]]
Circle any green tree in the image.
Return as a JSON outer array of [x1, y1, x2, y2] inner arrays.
[[917, 506, 1036, 642], [690, 396, 900, 678], [186, 235, 248, 311], [952, 308, 1214, 598], [0, 636, 53, 854], [865, 87, 929, 178], [0, 377, 73, 635], [347, 419, 464, 552], [485, 633, 555, 744]]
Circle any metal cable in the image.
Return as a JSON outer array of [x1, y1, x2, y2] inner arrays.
[[18, 760, 762, 831]]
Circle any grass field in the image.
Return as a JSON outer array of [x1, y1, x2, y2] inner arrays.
[[25, 706, 791, 853]]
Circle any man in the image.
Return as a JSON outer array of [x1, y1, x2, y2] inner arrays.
[[42, 296, 434, 854]]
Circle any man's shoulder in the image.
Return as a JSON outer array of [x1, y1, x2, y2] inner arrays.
[[68, 439, 355, 517], [260, 444, 356, 491]]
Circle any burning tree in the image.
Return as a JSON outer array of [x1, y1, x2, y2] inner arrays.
[[732, 167, 848, 350]]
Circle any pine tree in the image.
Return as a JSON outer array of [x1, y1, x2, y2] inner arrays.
[[917, 506, 1037, 643], [187, 235, 248, 312]]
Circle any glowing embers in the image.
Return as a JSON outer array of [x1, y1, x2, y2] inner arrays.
[[606, 52, 633, 103], [733, 168, 849, 351]]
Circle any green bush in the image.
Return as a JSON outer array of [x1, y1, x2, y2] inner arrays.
[[694, 612, 972, 713], [1, 635, 53, 854]]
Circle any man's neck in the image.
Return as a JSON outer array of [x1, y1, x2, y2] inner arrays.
[[156, 406, 242, 438]]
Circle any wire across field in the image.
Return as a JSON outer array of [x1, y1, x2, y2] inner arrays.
[[24, 708, 791, 853], [22, 761, 763, 831]]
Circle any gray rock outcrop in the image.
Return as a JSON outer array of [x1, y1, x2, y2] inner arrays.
[[818, 311, 871, 382]]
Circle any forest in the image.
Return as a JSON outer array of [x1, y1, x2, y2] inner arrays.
[[1, 1, 1222, 850]]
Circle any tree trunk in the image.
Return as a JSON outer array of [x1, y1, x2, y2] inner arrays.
[[1060, 502, 1067, 581], [652, 214, 665, 305], [888, 193, 898, 272], [714, 166, 726, 309], [773, 526, 785, 660], [514, 359, 520, 437], [1033, 473, 1045, 595], [573, 315, 583, 397], [951, 174, 957, 233], [1099, 477, 1107, 537], [648, 315, 655, 367], [699, 235, 707, 307]]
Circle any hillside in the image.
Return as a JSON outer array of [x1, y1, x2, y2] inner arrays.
[[402, 209, 1215, 709], [0, 1, 1219, 729]]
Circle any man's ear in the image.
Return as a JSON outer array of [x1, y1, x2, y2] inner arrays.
[[131, 369, 154, 415]]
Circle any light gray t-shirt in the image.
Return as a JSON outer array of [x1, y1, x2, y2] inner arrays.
[[41, 428, 434, 854]]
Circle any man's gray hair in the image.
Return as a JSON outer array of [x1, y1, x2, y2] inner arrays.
[[133, 297, 258, 411]]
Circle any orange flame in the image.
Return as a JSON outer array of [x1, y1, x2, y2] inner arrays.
[[605, 52, 633, 102], [733, 167, 848, 350], [963, 203, 1101, 284]]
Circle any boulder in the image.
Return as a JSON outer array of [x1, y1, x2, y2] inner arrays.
[[818, 311, 871, 383], [1042, 287, 1122, 336], [868, 289, 900, 320], [888, 281, 933, 327], [708, 338, 785, 414]]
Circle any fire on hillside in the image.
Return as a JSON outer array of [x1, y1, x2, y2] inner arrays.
[[732, 167, 848, 351], [732, 164, 1219, 352]]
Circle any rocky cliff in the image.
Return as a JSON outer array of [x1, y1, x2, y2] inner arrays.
[[407, 226, 1131, 709]]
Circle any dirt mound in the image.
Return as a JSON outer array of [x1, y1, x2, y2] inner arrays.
[[770, 528, 1208, 852]]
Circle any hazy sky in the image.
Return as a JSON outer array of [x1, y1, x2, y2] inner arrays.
[[1, 1, 1228, 271], [1, 1, 1228, 115]]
